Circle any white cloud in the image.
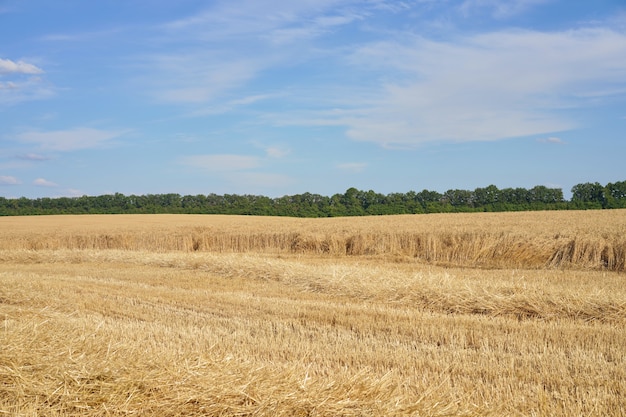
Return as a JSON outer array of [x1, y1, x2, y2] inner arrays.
[[334, 27, 626, 147], [15, 128, 126, 151], [179, 154, 261, 171], [33, 178, 58, 187], [178, 152, 293, 191], [264, 10, 364, 45], [189, 93, 279, 116], [0, 76, 54, 105], [148, 54, 261, 104], [64, 189, 83, 197], [231, 94, 276, 106], [0, 58, 43, 75], [39, 27, 127, 43], [537, 137, 566, 144], [165, 0, 347, 35], [0, 81, 18, 89], [149, 1, 372, 105], [265, 146, 290, 158], [337, 162, 366, 173], [459, 0, 550, 19], [0, 175, 21, 185], [228, 172, 295, 188], [16, 153, 50, 161], [0, 58, 50, 106]]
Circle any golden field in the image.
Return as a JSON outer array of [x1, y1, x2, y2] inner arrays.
[[1, 211, 625, 416]]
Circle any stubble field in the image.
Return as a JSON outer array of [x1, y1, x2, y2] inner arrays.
[[1, 211, 625, 416]]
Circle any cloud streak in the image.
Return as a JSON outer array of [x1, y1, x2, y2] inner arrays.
[[0, 58, 53, 105], [149, 54, 262, 104], [15, 128, 126, 151], [330, 26, 626, 147], [228, 172, 294, 189], [33, 178, 58, 187], [158, 3, 625, 149], [337, 162, 366, 173], [459, 0, 551, 19], [16, 153, 51, 161], [537, 137, 566, 144], [0, 176, 21, 185], [179, 154, 262, 171], [142, 1, 377, 106], [0, 58, 43, 75]]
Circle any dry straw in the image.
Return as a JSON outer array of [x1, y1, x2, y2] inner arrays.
[[1, 211, 625, 415], [1, 210, 625, 271], [1, 249, 625, 416]]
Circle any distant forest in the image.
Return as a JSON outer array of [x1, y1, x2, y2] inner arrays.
[[1, 181, 625, 217]]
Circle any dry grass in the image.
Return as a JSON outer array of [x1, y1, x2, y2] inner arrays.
[[1, 212, 625, 416]]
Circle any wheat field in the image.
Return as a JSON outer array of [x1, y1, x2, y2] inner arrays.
[[1, 211, 625, 416]]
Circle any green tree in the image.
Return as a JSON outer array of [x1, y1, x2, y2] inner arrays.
[[340, 188, 365, 216], [414, 189, 442, 212], [499, 187, 530, 209], [571, 182, 605, 208], [443, 189, 473, 208], [473, 185, 500, 209], [604, 181, 626, 208]]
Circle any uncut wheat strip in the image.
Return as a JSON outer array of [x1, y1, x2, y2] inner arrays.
[[549, 236, 626, 271], [2, 210, 626, 238], [3, 211, 626, 271]]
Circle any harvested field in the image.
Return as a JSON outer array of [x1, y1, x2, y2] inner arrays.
[[1, 211, 625, 416]]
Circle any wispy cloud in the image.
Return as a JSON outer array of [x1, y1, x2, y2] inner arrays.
[[188, 93, 279, 116], [329, 26, 626, 147], [154, 4, 626, 150], [16, 153, 51, 161], [0, 76, 53, 106], [337, 162, 366, 173], [144, 53, 262, 104], [33, 178, 58, 187], [459, 0, 551, 19], [178, 152, 293, 192], [1, 80, 54, 104], [0, 58, 43, 75], [0, 175, 21, 185], [0, 81, 18, 89], [179, 154, 262, 171], [15, 128, 126, 151], [144, 1, 376, 106], [0, 58, 53, 105], [65, 188, 83, 197], [537, 137, 566, 144], [264, 146, 290, 158], [228, 172, 294, 189], [263, 10, 364, 45], [39, 27, 127, 43], [164, 0, 349, 36]]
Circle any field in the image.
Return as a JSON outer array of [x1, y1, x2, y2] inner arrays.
[[1, 211, 625, 416]]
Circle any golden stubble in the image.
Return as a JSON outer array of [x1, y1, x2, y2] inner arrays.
[[1, 212, 625, 416]]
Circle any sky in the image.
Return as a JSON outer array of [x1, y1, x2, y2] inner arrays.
[[1, 0, 625, 199]]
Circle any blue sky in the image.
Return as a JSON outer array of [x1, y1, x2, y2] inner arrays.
[[1, 0, 625, 199]]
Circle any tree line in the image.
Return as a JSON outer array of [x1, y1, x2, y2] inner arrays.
[[1, 181, 625, 217]]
